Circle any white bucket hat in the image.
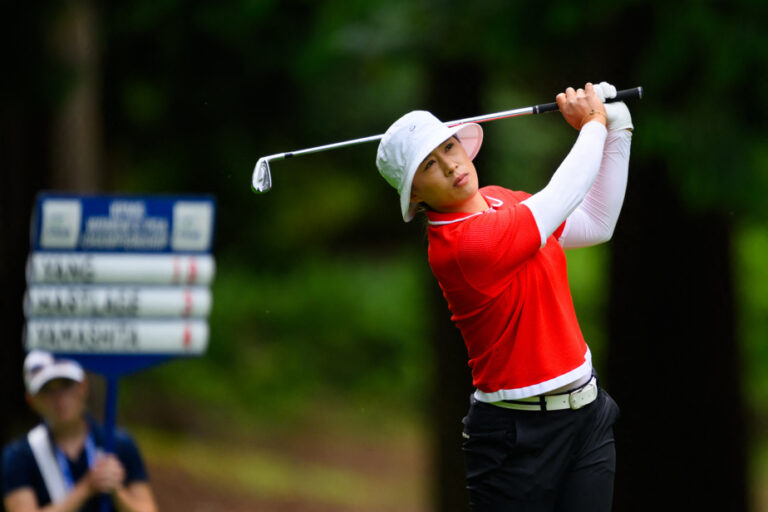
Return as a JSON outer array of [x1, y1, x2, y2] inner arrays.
[[23, 350, 84, 395], [376, 110, 483, 222]]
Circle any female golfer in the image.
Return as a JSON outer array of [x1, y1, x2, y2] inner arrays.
[[376, 82, 632, 511]]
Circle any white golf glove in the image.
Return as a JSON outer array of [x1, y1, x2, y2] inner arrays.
[[593, 81, 633, 132]]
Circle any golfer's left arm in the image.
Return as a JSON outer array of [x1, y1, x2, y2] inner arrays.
[[559, 100, 633, 248]]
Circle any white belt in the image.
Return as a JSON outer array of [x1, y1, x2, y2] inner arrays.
[[490, 377, 599, 412]]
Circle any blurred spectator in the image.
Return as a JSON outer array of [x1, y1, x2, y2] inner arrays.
[[2, 351, 158, 512]]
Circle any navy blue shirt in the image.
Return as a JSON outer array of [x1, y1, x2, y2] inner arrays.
[[1, 419, 149, 511]]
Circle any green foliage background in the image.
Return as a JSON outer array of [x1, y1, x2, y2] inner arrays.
[[90, 0, 768, 430], [6, 0, 768, 507]]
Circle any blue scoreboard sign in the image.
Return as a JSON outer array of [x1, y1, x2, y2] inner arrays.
[[24, 192, 217, 371], [30, 193, 216, 253]]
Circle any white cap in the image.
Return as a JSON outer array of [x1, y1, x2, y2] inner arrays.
[[23, 350, 84, 395], [376, 110, 483, 222]]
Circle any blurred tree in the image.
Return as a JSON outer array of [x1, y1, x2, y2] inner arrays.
[[608, 161, 746, 511], [50, 0, 103, 191], [423, 57, 486, 511], [2, 0, 104, 444], [0, 2, 54, 443], [600, 3, 766, 509]]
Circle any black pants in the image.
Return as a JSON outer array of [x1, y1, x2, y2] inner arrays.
[[462, 387, 620, 512]]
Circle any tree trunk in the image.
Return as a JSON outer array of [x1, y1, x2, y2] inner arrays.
[[606, 160, 747, 511], [0, 2, 55, 444], [0, 95, 48, 442], [425, 60, 485, 512], [426, 276, 474, 511], [1, 0, 103, 444], [50, 0, 103, 192]]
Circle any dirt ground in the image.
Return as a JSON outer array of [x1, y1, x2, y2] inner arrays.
[[129, 410, 431, 512], [149, 464, 359, 512]]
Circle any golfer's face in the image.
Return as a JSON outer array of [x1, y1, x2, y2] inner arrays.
[[410, 137, 479, 213]]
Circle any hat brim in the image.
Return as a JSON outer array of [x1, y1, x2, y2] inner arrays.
[[28, 363, 85, 395], [400, 123, 484, 222]]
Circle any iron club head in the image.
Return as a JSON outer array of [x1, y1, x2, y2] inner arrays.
[[252, 157, 272, 193]]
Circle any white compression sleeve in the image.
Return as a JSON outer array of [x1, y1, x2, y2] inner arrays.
[[559, 129, 632, 248], [521, 122, 608, 246]]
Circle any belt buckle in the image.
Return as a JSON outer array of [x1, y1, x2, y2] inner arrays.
[[568, 379, 597, 410]]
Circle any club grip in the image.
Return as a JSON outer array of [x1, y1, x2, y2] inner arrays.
[[533, 86, 643, 114], [613, 86, 643, 103]]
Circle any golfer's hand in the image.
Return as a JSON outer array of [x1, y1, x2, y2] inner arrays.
[[556, 83, 607, 131], [593, 81, 633, 132], [87, 454, 126, 494]]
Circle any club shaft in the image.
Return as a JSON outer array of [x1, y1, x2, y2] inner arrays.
[[264, 86, 643, 162], [447, 86, 643, 124], [263, 133, 386, 161]]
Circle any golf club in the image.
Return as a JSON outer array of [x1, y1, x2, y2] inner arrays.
[[252, 86, 643, 193]]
